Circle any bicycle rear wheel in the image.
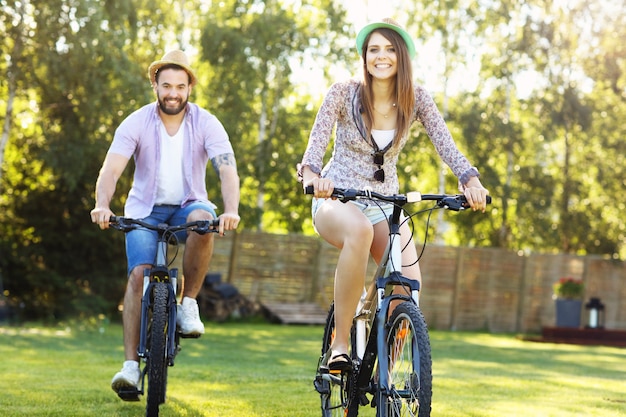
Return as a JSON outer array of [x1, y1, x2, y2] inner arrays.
[[315, 303, 359, 417], [377, 301, 432, 417], [146, 283, 169, 417]]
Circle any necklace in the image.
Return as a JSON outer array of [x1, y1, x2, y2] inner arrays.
[[373, 102, 397, 119]]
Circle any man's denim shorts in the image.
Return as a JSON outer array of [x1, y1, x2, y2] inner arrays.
[[125, 201, 217, 276]]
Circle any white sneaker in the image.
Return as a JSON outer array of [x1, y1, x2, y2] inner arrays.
[[177, 297, 205, 336], [111, 361, 140, 393]]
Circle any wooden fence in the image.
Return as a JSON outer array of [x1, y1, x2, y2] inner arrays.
[[202, 231, 626, 333]]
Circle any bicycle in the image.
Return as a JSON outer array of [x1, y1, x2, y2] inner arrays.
[[308, 186, 490, 417], [109, 216, 220, 417]]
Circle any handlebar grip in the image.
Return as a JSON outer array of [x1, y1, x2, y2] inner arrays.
[[461, 194, 492, 208], [461, 195, 492, 204], [304, 185, 314, 195]]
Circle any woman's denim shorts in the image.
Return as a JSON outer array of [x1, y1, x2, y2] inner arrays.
[[312, 197, 393, 227]]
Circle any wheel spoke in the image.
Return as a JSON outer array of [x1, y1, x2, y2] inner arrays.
[[379, 302, 432, 417]]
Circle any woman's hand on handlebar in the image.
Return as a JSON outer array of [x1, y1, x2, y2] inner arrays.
[[303, 177, 335, 199], [462, 177, 489, 212], [90, 207, 115, 230], [300, 165, 334, 199]]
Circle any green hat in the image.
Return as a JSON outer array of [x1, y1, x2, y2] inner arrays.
[[356, 19, 416, 59]]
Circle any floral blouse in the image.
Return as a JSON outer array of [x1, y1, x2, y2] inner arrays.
[[299, 79, 478, 194]]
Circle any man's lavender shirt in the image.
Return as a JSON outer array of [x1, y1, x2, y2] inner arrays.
[[107, 102, 234, 218]]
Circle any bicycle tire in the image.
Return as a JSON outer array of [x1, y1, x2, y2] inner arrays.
[[316, 303, 359, 417], [146, 283, 169, 417], [377, 301, 432, 417]]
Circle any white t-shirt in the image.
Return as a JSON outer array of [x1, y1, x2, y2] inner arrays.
[[371, 129, 395, 150], [155, 121, 185, 205]]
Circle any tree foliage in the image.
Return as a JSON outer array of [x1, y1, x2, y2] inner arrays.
[[0, 0, 165, 320], [195, 0, 351, 230], [1, 0, 626, 320]]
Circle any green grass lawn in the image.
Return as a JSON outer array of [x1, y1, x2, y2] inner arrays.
[[1, 321, 625, 416]]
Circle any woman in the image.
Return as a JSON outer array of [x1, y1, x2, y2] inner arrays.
[[298, 18, 488, 370]]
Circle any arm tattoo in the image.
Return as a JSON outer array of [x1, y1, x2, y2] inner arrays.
[[211, 153, 237, 173]]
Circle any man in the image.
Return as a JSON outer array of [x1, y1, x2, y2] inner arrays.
[[90, 50, 240, 395]]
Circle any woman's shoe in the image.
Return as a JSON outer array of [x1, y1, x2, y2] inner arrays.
[[319, 349, 353, 373], [327, 352, 352, 372]]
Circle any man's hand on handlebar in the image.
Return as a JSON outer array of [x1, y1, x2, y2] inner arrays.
[[217, 212, 240, 236], [91, 208, 240, 236], [90, 207, 114, 230]]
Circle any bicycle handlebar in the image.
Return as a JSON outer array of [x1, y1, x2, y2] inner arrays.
[[304, 185, 491, 211], [109, 216, 220, 235]]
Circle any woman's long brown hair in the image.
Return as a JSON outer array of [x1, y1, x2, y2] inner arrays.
[[359, 24, 414, 148]]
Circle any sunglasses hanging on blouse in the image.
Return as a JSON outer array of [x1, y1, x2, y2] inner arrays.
[[372, 135, 391, 183], [373, 151, 385, 182]]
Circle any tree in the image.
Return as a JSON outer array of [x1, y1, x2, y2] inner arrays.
[[0, 0, 169, 320], [196, 0, 352, 231], [0, 0, 354, 320], [3, 0, 626, 322]]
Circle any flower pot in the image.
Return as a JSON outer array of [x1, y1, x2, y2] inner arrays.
[[555, 298, 582, 328]]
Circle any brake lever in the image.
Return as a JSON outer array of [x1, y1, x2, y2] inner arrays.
[[111, 223, 136, 232], [193, 220, 212, 235], [337, 189, 357, 203], [439, 196, 467, 211], [108, 216, 129, 231]]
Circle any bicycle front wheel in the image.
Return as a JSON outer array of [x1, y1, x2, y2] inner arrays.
[[377, 301, 432, 417], [146, 283, 169, 417]]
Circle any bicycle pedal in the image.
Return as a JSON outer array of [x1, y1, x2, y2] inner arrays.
[[318, 366, 330, 375], [116, 387, 141, 402], [313, 376, 330, 395], [177, 331, 202, 339], [327, 364, 352, 375]]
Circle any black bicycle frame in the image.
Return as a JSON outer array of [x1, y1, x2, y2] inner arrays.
[[353, 271, 421, 398]]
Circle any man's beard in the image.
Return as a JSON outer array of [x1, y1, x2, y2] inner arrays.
[[158, 95, 188, 115]]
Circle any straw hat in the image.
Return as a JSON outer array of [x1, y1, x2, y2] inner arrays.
[[148, 50, 197, 87], [356, 18, 416, 59]]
